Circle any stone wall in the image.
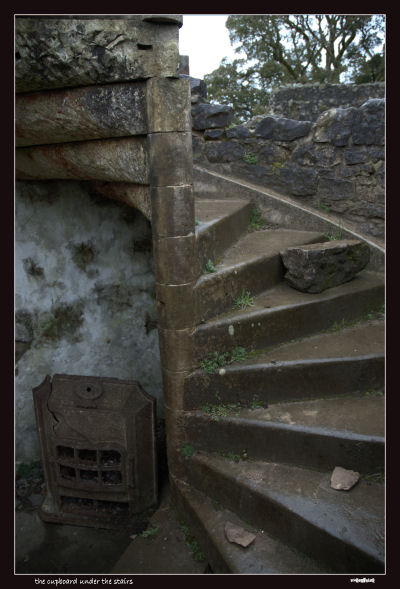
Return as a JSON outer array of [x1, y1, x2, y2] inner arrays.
[[269, 82, 385, 122], [191, 83, 385, 240], [15, 180, 161, 462], [15, 15, 192, 466]]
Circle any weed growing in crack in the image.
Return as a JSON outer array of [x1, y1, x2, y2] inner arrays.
[[233, 290, 255, 310], [180, 523, 206, 562], [200, 351, 230, 374], [140, 526, 160, 539], [248, 208, 276, 232], [364, 390, 384, 397], [323, 304, 385, 334], [181, 443, 195, 460], [317, 201, 331, 213], [199, 346, 248, 374], [204, 259, 217, 274], [243, 152, 258, 165], [249, 395, 264, 409], [201, 402, 241, 421], [323, 222, 343, 241]]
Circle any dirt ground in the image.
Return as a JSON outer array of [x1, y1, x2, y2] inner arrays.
[[15, 463, 160, 575]]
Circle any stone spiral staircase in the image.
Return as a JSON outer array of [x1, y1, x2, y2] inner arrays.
[[167, 178, 385, 575]]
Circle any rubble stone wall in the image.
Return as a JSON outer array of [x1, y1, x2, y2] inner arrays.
[[269, 82, 385, 122], [190, 81, 385, 240]]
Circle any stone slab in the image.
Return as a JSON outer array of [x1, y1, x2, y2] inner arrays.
[[15, 137, 149, 183], [16, 83, 148, 146], [15, 17, 180, 93], [146, 77, 191, 133], [280, 239, 370, 293], [191, 103, 234, 130]]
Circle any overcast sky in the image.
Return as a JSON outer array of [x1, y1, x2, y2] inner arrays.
[[179, 14, 240, 79]]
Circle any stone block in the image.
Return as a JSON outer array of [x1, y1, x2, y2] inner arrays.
[[146, 77, 191, 133], [226, 125, 251, 139], [153, 234, 197, 285], [161, 368, 189, 410], [318, 177, 355, 200], [163, 405, 189, 479], [148, 132, 193, 187], [280, 239, 370, 293], [16, 137, 149, 183], [254, 116, 311, 141], [344, 148, 367, 165], [15, 16, 180, 92], [141, 15, 182, 26], [158, 328, 194, 373], [352, 99, 385, 146], [204, 141, 244, 163], [204, 129, 225, 140], [16, 83, 148, 147], [180, 75, 207, 99], [191, 103, 234, 130], [151, 185, 194, 238], [314, 107, 356, 147], [156, 282, 196, 330], [279, 165, 318, 196]]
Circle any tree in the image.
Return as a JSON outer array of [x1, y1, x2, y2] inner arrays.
[[204, 14, 385, 122], [354, 51, 385, 83], [203, 58, 269, 123]]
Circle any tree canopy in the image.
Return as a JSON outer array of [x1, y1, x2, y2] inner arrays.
[[204, 14, 385, 123]]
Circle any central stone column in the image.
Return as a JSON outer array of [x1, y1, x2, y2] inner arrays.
[[146, 77, 197, 479]]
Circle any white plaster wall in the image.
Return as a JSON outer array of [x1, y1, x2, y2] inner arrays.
[[15, 180, 162, 463]]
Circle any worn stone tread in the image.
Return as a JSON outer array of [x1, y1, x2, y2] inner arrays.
[[194, 197, 249, 226], [186, 453, 385, 573], [183, 392, 384, 473], [195, 228, 326, 322], [172, 478, 331, 574], [233, 394, 385, 437], [236, 318, 385, 364], [194, 198, 252, 271], [193, 270, 384, 359]]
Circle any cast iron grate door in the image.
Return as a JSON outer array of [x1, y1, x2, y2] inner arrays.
[[33, 374, 157, 528]]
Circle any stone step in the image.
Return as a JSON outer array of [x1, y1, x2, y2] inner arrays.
[[193, 270, 384, 361], [184, 393, 384, 474], [171, 477, 330, 574], [195, 228, 326, 323], [194, 198, 252, 273], [185, 453, 385, 574], [185, 320, 384, 409]]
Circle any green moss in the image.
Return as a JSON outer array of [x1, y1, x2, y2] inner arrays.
[[16, 461, 42, 479], [140, 526, 160, 539], [71, 241, 97, 271], [199, 346, 248, 374], [243, 152, 258, 165], [181, 443, 195, 460], [38, 302, 84, 342], [271, 161, 284, 173]]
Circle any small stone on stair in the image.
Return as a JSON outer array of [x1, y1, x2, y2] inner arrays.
[[224, 521, 256, 547], [330, 466, 360, 491]]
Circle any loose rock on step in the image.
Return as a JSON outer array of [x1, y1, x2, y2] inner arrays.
[[224, 521, 256, 547], [330, 466, 360, 491], [280, 240, 370, 293]]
